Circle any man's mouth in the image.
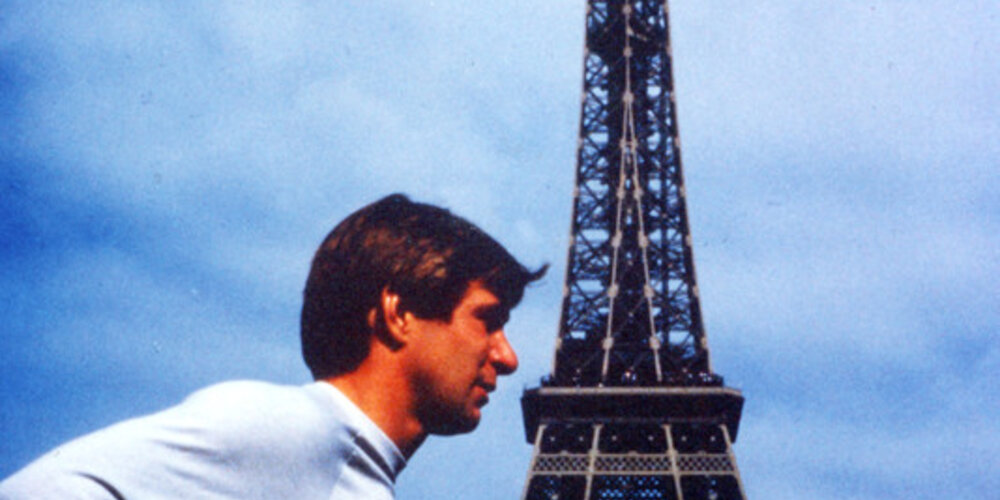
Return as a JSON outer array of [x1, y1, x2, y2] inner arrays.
[[475, 382, 495, 407]]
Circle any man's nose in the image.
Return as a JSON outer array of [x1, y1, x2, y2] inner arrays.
[[490, 330, 519, 375]]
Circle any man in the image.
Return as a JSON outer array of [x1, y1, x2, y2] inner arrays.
[[0, 194, 545, 499]]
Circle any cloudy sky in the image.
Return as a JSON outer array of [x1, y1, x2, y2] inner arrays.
[[1, 1, 997, 498]]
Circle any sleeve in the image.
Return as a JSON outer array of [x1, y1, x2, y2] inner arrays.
[[0, 470, 123, 500]]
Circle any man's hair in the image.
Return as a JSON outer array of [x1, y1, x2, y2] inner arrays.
[[301, 194, 546, 379]]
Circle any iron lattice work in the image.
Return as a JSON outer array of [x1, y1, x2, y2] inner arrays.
[[521, 1, 747, 498]]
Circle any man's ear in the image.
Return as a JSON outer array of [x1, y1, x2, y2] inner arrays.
[[374, 288, 409, 348]]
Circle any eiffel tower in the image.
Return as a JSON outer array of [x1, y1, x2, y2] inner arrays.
[[520, 1, 747, 498]]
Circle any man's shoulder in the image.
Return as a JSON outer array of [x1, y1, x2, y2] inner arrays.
[[24, 381, 334, 460], [171, 380, 336, 441], [87, 381, 344, 478], [183, 380, 311, 407], [0, 381, 355, 498]]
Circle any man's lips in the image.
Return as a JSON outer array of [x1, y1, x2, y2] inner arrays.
[[475, 382, 495, 407]]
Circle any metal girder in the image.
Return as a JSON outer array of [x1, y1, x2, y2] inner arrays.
[[522, 2, 748, 498], [554, 0, 707, 388]]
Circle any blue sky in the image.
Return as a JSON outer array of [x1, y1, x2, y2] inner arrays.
[[1, 1, 997, 498]]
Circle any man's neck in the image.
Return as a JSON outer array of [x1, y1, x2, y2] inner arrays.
[[324, 365, 426, 459]]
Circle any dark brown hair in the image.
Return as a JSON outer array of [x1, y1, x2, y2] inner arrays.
[[301, 194, 545, 379]]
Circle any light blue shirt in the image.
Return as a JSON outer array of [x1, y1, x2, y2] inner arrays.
[[0, 381, 406, 499]]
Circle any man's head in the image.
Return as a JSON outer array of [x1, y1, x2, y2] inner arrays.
[[301, 194, 545, 383], [398, 279, 520, 434]]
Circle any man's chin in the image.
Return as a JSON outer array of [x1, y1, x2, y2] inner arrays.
[[429, 411, 481, 436]]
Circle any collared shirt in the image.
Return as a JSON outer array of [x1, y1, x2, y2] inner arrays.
[[0, 381, 406, 499]]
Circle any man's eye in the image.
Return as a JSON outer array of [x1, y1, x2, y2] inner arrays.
[[479, 310, 508, 332]]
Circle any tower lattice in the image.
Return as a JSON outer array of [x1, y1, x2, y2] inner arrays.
[[520, 1, 747, 498]]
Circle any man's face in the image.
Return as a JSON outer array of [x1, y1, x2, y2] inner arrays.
[[405, 281, 519, 435]]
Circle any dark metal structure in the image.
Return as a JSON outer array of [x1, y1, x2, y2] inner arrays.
[[520, 1, 747, 498]]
